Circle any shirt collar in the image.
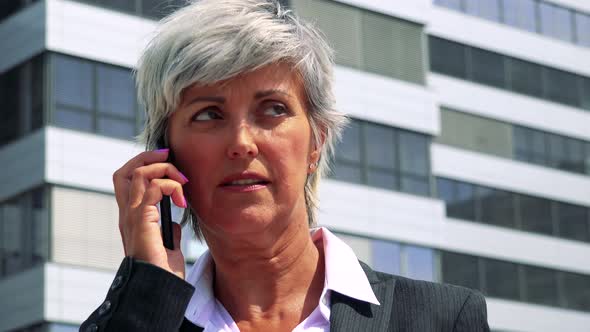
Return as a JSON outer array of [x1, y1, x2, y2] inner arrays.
[[183, 227, 380, 327]]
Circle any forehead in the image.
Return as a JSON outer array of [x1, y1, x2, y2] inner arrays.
[[180, 62, 305, 103]]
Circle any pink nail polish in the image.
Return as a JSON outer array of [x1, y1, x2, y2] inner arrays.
[[155, 148, 169, 153], [180, 172, 189, 183], [181, 196, 188, 208]]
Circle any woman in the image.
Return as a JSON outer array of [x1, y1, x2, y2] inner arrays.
[[81, 0, 490, 331]]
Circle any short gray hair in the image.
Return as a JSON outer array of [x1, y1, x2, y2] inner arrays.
[[135, 0, 347, 237]]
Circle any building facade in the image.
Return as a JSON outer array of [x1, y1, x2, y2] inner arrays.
[[0, 0, 589, 331]]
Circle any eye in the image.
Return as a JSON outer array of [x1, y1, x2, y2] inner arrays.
[[192, 108, 223, 121], [262, 103, 288, 117]]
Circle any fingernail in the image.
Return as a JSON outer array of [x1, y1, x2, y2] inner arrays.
[[179, 172, 189, 183], [155, 148, 169, 153]]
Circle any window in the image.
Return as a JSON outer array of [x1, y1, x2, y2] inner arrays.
[[539, 2, 574, 42], [524, 266, 559, 306], [372, 240, 401, 275], [405, 246, 435, 281], [562, 272, 590, 311], [502, 0, 537, 32], [366, 123, 397, 190], [519, 195, 554, 235], [142, 0, 186, 19], [429, 37, 467, 78], [441, 251, 480, 290], [509, 58, 543, 97], [470, 48, 505, 87], [479, 186, 515, 228], [513, 126, 547, 165], [99, 0, 136, 13], [0, 66, 20, 146], [544, 68, 581, 107], [564, 138, 586, 173], [547, 134, 568, 169], [557, 203, 589, 242], [581, 78, 590, 111], [434, 0, 462, 11], [437, 178, 477, 221], [484, 258, 519, 300], [332, 119, 431, 197], [50, 54, 141, 140], [464, 0, 500, 22], [575, 13, 590, 47]]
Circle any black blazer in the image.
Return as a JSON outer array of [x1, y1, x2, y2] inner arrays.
[[80, 257, 490, 332]]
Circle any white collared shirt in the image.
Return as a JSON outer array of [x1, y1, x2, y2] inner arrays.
[[183, 227, 380, 331]]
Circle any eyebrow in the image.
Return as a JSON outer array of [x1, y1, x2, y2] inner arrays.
[[184, 89, 292, 107]]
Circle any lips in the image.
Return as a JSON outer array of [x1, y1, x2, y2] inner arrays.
[[219, 172, 270, 187]]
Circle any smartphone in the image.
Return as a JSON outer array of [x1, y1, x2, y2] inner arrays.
[[156, 136, 175, 250]]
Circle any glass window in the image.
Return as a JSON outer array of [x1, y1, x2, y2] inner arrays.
[[99, 0, 136, 13], [479, 186, 515, 228], [509, 58, 543, 97], [519, 195, 554, 235], [405, 245, 435, 281], [31, 55, 45, 131], [575, 13, 590, 47], [367, 170, 397, 191], [0, 66, 20, 146], [31, 188, 49, 264], [331, 163, 362, 184], [365, 123, 396, 169], [543, 68, 581, 107], [513, 126, 530, 162], [372, 240, 401, 275], [401, 177, 430, 197], [523, 265, 558, 306], [429, 37, 467, 78], [441, 251, 480, 290], [2, 199, 23, 275], [562, 272, 590, 311], [539, 2, 574, 42], [336, 121, 361, 163], [502, 0, 537, 32], [529, 129, 547, 165], [53, 55, 93, 110], [53, 108, 94, 132], [582, 78, 590, 111], [434, 0, 462, 11], [547, 134, 568, 169], [97, 117, 135, 140], [586, 142, 590, 175], [399, 131, 428, 176], [470, 48, 505, 88], [143, 0, 185, 19], [484, 258, 520, 300], [437, 177, 454, 205], [97, 65, 135, 117], [557, 202, 589, 242], [453, 181, 477, 221], [464, 0, 501, 22], [564, 138, 585, 173]]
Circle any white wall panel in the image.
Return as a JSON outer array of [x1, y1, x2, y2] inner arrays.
[[0, 1, 45, 74], [46, 126, 143, 193], [544, 0, 590, 13], [0, 129, 45, 202], [335, 66, 439, 135], [488, 298, 590, 332], [430, 74, 590, 142], [46, 0, 156, 68], [335, 0, 430, 24], [428, 6, 590, 77], [432, 144, 590, 207], [51, 186, 124, 270], [45, 263, 115, 324], [0, 265, 44, 331]]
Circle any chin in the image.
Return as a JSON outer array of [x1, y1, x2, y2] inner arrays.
[[207, 206, 276, 235]]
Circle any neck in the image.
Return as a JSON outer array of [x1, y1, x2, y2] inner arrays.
[[207, 219, 325, 328]]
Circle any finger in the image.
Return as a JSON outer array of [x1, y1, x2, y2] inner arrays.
[[128, 163, 188, 208], [141, 178, 187, 210], [113, 149, 170, 206]]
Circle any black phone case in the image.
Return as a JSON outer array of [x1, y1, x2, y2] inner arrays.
[[156, 136, 175, 250]]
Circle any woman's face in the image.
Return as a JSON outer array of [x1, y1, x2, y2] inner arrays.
[[168, 63, 319, 237]]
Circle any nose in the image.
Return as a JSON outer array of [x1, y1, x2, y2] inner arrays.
[[226, 124, 259, 159]]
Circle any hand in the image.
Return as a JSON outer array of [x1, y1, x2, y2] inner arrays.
[[112, 148, 189, 280]]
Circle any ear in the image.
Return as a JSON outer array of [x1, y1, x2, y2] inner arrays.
[[308, 130, 326, 173]]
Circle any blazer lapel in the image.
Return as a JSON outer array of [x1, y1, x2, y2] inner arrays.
[[329, 262, 396, 332]]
